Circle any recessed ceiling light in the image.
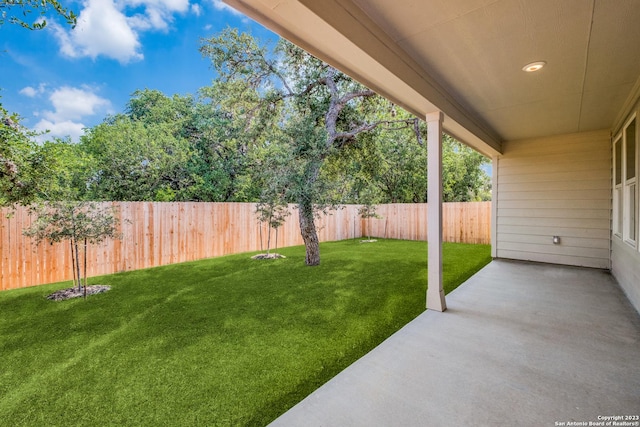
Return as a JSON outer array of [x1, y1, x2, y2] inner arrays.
[[522, 61, 546, 72]]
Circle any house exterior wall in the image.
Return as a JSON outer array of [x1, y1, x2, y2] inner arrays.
[[612, 239, 640, 312], [493, 130, 612, 269], [611, 95, 640, 313]]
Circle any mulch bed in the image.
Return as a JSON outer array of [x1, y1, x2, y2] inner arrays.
[[251, 253, 286, 260], [47, 285, 111, 301]]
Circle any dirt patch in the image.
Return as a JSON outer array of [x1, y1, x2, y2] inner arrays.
[[251, 253, 286, 260], [360, 239, 378, 243], [47, 285, 111, 301]]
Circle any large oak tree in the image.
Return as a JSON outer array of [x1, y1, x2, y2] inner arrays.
[[200, 29, 421, 266]]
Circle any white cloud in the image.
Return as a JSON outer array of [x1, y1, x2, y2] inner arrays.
[[34, 119, 87, 142], [127, 0, 190, 31], [34, 86, 112, 141], [44, 86, 112, 121], [19, 84, 47, 98], [191, 3, 201, 16], [210, 0, 242, 16], [20, 87, 38, 97], [52, 0, 143, 63], [51, 0, 192, 63]]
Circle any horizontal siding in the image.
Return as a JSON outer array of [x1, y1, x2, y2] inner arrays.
[[498, 241, 610, 260], [611, 96, 640, 314], [497, 149, 608, 168], [500, 159, 607, 179], [498, 208, 609, 220], [499, 189, 611, 201], [498, 216, 608, 229], [497, 169, 611, 184], [496, 134, 606, 156], [612, 238, 640, 313], [496, 250, 610, 269], [498, 199, 610, 210], [497, 225, 610, 239], [495, 129, 612, 269], [499, 233, 609, 249]]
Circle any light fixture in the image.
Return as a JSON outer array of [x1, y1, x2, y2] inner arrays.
[[522, 61, 546, 72]]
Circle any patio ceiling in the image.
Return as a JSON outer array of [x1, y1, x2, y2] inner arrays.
[[223, 0, 640, 157]]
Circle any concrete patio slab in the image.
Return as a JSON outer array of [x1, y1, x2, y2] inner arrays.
[[269, 260, 640, 427]]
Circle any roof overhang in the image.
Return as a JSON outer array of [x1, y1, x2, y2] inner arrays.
[[224, 0, 502, 157], [224, 0, 640, 158]]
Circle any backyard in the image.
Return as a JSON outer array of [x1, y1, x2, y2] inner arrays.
[[0, 239, 490, 426]]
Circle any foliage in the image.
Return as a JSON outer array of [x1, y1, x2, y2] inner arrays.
[[358, 203, 381, 241], [0, 0, 77, 29], [23, 201, 120, 291], [255, 200, 290, 254], [200, 28, 424, 265], [326, 104, 429, 204], [255, 154, 292, 255], [80, 114, 193, 201], [77, 88, 273, 203], [0, 104, 60, 206], [1, 2, 77, 204], [442, 135, 491, 202], [196, 82, 276, 202], [4, 26, 490, 240], [0, 239, 491, 426]]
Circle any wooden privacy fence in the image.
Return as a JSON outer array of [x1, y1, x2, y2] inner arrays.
[[364, 202, 491, 244], [1, 201, 490, 291]]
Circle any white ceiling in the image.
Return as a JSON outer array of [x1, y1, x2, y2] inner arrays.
[[350, 0, 640, 138], [225, 0, 640, 156]]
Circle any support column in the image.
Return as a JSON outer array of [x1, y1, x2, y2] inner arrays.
[[426, 111, 446, 312]]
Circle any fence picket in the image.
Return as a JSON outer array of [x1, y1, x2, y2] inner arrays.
[[0, 202, 490, 290]]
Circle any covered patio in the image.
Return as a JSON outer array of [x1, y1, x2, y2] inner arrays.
[[221, 0, 640, 423], [269, 260, 640, 426]]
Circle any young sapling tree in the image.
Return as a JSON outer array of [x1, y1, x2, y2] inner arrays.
[[23, 201, 120, 294], [254, 198, 290, 258], [358, 203, 382, 242]]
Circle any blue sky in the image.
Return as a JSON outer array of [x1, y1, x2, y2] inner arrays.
[[1, 0, 277, 141]]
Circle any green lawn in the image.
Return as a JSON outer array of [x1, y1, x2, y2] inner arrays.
[[0, 239, 490, 426]]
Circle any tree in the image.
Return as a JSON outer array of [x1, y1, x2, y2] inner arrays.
[[442, 135, 491, 202], [1, 1, 77, 203], [0, 104, 62, 206], [255, 200, 289, 257], [80, 115, 193, 201], [0, 0, 76, 30], [325, 104, 429, 204], [253, 148, 292, 257], [201, 29, 420, 265], [358, 203, 381, 242], [195, 82, 273, 202], [1, 106, 31, 205], [23, 201, 120, 293]]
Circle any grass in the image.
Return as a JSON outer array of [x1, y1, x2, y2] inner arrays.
[[0, 239, 490, 426]]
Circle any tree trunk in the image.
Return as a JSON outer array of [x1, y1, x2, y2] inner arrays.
[[266, 226, 272, 255], [83, 238, 88, 298], [73, 238, 82, 292], [298, 202, 320, 266], [70, 240, 78, 290]]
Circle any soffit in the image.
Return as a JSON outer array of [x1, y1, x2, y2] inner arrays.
[[349, 0, 640, 140]]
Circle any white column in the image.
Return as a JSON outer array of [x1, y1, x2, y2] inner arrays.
[[426, 111, 446, 312], [491, 156, 498, 258]]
